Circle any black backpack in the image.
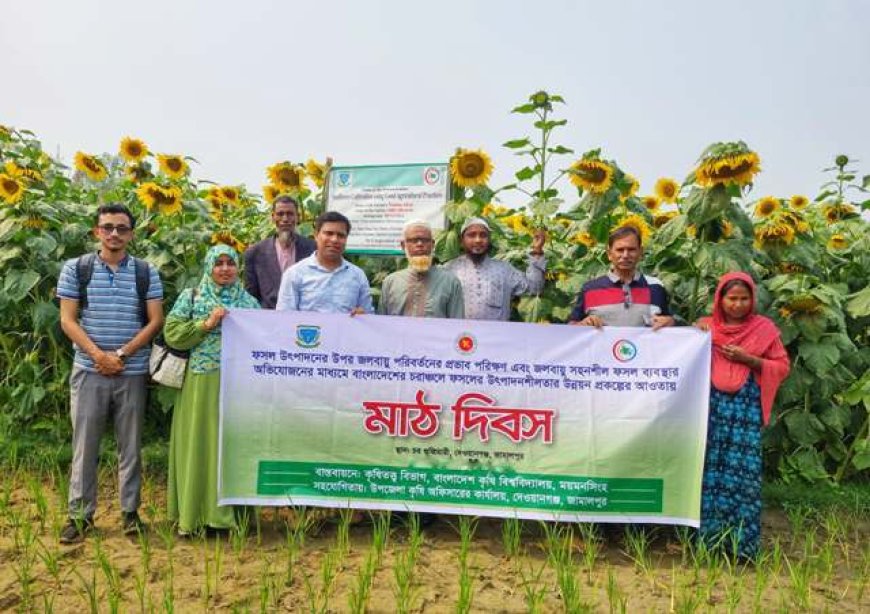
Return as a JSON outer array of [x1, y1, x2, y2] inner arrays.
[[76, 252, 151, 324]]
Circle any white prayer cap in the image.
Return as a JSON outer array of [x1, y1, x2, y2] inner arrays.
[[403, 219, 432, 234], [460, 217, 490, 235]]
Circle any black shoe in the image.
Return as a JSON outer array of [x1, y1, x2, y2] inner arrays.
[[60, 517, 94, 544], [122, 511, 146, 535]]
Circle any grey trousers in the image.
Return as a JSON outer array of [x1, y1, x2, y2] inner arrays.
[[68, 365, 146, 519]]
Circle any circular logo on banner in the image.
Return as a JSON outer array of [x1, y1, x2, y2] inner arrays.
[[612, 339, 638, 362], [423, 167, 441, 185], [456, 332, 476, 354]]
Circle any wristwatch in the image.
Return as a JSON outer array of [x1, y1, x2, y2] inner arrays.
[[115, 348, 127, 361]]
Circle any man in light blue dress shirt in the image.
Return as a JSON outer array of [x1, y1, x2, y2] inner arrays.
[[275, 211, 374, 314]]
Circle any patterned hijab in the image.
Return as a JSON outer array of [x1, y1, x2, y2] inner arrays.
[[170, 244, 259, 373]]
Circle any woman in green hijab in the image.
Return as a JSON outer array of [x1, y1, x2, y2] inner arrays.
[[165, 244, 260, 534]]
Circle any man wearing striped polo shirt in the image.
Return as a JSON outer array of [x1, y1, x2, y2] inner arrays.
[[57, 203, 164, 543], [568, 226, 675, 329]]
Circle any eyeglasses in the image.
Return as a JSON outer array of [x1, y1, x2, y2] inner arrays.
[[405, 237, 433, 245], [97, 224, 132, 235]]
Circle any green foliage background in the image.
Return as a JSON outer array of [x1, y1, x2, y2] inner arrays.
[[1, 93, 867, 484]]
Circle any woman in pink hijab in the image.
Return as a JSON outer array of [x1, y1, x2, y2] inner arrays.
[[695, 271, 790, 558]]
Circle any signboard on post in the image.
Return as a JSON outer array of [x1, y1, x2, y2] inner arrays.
[[219, 311, 712, 526], [325, 163, 449, 255]]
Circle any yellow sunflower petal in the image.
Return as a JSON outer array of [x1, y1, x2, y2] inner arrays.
[[0, 173, 25, 204], [119, 137, 149, 162], [568, 159, 614, 194], [267, 162, 306, 193], [753, 196, 780, 219], [74, 151, 108, 182], [450, 148, 494, 188], [157, 154, 189, 179], [653, 178, 679, 203]]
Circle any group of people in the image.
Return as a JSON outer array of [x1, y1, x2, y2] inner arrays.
[[57, 196, 789, 559]]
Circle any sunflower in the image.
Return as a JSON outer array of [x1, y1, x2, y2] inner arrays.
[[821, 201, 856, 224], [119, 137, 148, 162], [695, 145, 761, 188], [777, 262, 805, 274], [789, 195, 809, 210], [263, 184, 282, 204], [754, 222, 795, 248], [622, 174, 640, 198], [641, 195, 661, 213], [568, 158, 614, 194], [778, 307, 793, 320], [502, 214, 532, 235], [209, 201, 225, 222], [74, 151, 108, 181], [570, 231, 596, 248], [654, 178, 679, 203], [157, 186, 183, 216], [827, 234, 848, 250], [305, 159, 328, 188], [0, 173, 24, 204], [753, 196, 780, 219], [136, 182, 164, 210], [787, 295, 823, 315], [267, 162, 306, 192], [220, 186, 240, 205], [157, 154, 189, 179], [4, 161, 42, 182], [450, 148, 494, 188], [125, 162, 152, 184], [211, 230, 246, 254], [615, 213, 652, 244], [780, 211, 810, 234], [721, 219, 734, 239], [23, 215, 46, 230], [205, 186, 225, 207], [652, 210, 678, 228]]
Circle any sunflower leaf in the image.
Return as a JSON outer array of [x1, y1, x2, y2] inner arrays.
[[845, 286, 870, 317], [515, 167, 540, 181], [547, 146, 574, 154], [503, 139, 531, 149], [511, 103, 537, 114]]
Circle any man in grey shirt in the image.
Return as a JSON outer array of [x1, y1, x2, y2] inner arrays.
[[444, 217, 546, 320]]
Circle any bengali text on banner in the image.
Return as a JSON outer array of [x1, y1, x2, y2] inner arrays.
[[218, 311, 711, 526]]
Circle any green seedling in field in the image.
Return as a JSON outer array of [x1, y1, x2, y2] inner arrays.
[[455, 515, 478, 614], [348, 546, 378, 614], [518, 556, 547, 614], [577, 522, 601, 585], [133, 568, 148, 614], [26, 475, 48, 531], [137, 524, 152, 575], [605, 566, 627, 614], [36, 538, 63, 586], [723, 575, 744, 613], [784, 553, 813, 610], [232, 509, 251, 558], [501, 516, 522, 559], [75, 567, 99, 614], [623, 526, 658, 589], [258, 555, 279, 612], [371, 510, 390, 564], [336, 506, 353, 557], [94, 537, 122, 613], [303, 549, 339, 614], [284, 509, 311, 587]]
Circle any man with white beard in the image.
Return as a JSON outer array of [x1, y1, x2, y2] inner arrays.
[[377, 220, 464, 319], [244, 195, 316, 309]]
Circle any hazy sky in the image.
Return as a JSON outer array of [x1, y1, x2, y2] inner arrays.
[[3, 0, 869, 206]]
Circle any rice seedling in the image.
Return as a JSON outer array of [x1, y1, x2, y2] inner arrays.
[[133, 568, 148, 613], [137, 524, 152, 575], [303, 549, 339, 614], [501, 515, 522, 559], [94, 537, 122, 613], [855, 540, 870, 602], [722, 575, 744, 613], [605, 566, 627, 614], [622, 526, 658, 589], [26, 475, 48, 531], [577, 522, 602, 585], [348, 544, 378, 614], [232, 509, 251, 558], [371, 510, 391, 564], [284, 508, 311, 587], [784, 503, 812, 547], [258, 555, 280, 612], [36, 538, 63, 586], [517, 556, 548, 614], [456, 515, 478, 614], [75, 567, 99, 614], [13, 528, 36, 610], [784, 552, 812, 610], [336, 506, 353, 557], [393, 515, 423, 614]]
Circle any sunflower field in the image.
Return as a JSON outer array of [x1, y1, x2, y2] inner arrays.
[[0, 91, 868, 484]]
